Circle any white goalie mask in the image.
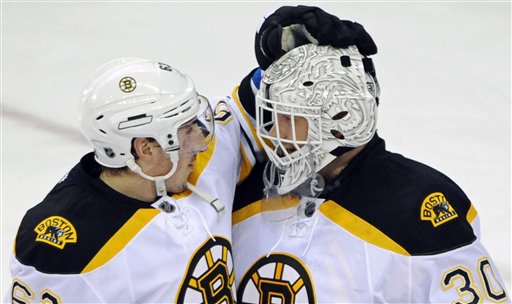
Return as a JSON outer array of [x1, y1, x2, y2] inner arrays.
[[79, 57, 214, 196], [256, 44, 379, 196]]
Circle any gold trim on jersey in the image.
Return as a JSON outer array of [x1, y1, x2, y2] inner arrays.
[[11, 278, 35, 303], [233, 201, 262, 225], [231, 86, 265, 156], [320, 200, 411, 256], [81, 209, 159, 273], [232, 196, 300, 225], [173, 136, 217, 200], [466, 203, 478, 224], [238, 143, 253, 184]]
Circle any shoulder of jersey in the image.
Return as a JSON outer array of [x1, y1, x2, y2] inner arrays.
[[209, 96, 236, 126], [326, 148, 477, 256], [14, 161, 158, 274]]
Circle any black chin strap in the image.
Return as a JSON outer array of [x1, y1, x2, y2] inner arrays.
[[330, 146, 355, 157]]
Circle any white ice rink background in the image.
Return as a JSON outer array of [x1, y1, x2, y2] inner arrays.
[[1, 1, 510, 298]]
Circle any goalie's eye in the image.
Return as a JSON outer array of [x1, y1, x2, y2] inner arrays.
[[303, 81, 314, 87]]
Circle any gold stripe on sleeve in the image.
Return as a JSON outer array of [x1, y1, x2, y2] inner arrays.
[[232, 197, 300, 225], [174, 136, 217, 200], [466, 203, 478, 224], [238, 143, 254, 184], [231, 86, 265, 155], [82, 208, 159, 273], [233, 200, 262, 225], [320, 200, 411, 256]]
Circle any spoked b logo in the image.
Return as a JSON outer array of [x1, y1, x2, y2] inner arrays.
[[237, 253, 315, 304], [176, 237, 235, 304]]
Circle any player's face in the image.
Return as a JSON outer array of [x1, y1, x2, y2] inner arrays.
[[268, 114, 309, 154], [165, 121, 209, 193]]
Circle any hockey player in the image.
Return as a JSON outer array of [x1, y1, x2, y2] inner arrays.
[[232, 5, 510, 303], [6, 58, 260, 303]]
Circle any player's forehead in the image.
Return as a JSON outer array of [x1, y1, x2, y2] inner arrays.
[[275, 113, 308, 125]]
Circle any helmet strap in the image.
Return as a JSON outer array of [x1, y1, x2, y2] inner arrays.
[[154, 176, 167, 197], [167, 150, 180, 179], [330, 146, 355, 157], [126, 149, 180, 197]]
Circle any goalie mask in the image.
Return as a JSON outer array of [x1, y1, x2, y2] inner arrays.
[[79, 57, 214, 196], [256, 44, 379, 196]]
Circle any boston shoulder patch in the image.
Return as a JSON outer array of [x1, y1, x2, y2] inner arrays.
[[420, 192, 458, 227], [34, 216, 77, 249], [237, 253, 315, 304]]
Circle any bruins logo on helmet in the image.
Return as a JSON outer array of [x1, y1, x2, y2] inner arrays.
[[421, 192, 458, 227], [237, 253, 315, 304], [176, 237, 235, 303], [119, 76, 136, 93]]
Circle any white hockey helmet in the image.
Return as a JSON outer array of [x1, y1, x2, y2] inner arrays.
[[256, 44, 378, 195], [79, 58, 214, 194]]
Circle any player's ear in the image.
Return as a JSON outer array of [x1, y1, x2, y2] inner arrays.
[[132, 138, 154, 160]]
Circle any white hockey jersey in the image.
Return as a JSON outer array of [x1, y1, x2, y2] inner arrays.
[[233, 135, 509, 303], [6, 95, 260, 303]]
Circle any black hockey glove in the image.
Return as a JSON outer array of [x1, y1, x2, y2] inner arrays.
[[255, 5, 378, 70]]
